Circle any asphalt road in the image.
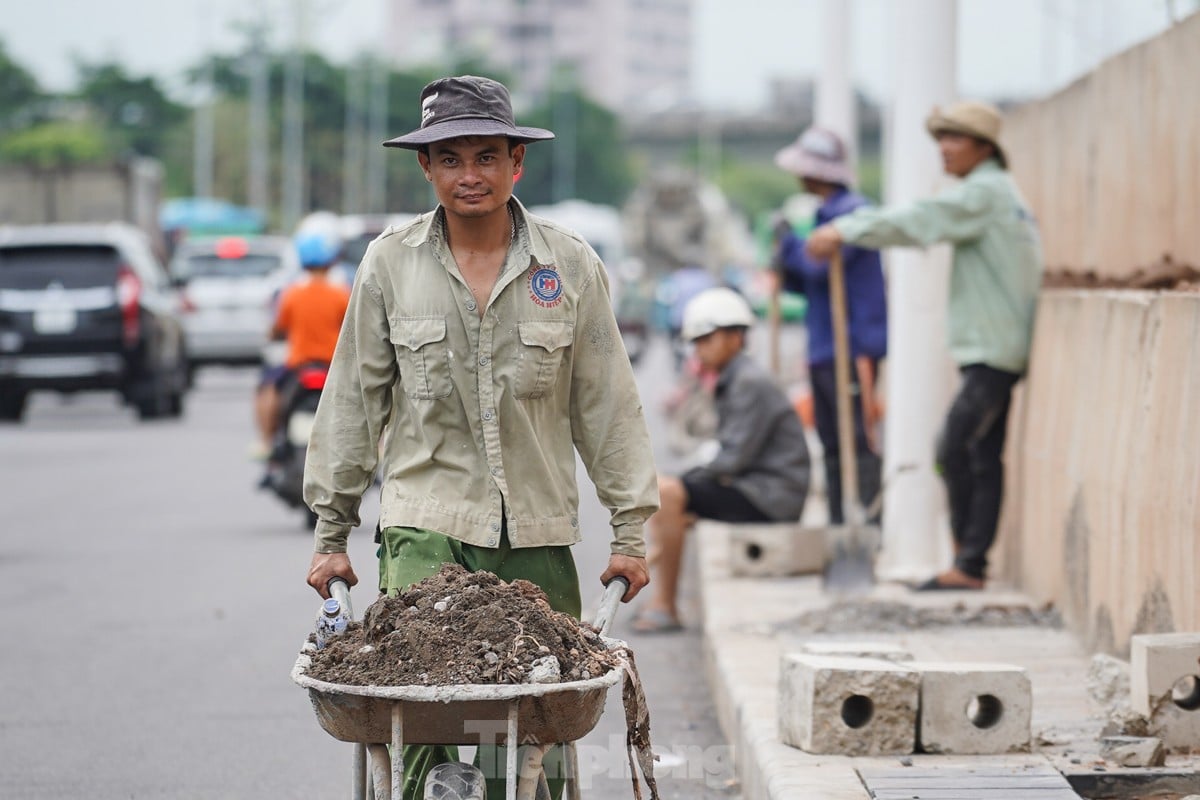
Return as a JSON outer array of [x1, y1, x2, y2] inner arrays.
[[0, 336, 738, 799]]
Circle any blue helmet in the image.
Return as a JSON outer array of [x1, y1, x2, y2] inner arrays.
[[295, 230, 341, 269]]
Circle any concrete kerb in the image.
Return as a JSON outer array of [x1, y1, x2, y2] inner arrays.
[[692, 521, 1128, 799]]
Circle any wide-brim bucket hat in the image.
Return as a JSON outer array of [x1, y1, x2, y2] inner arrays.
[[926, 100, 1008, 167], [384, 75, 555, 150], [774, 126, 855, 186]]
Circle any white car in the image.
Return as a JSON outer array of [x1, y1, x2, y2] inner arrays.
[[170, 235, 300, 368]]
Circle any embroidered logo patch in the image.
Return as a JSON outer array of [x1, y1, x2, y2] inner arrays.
[[528, 266, 564, 308]]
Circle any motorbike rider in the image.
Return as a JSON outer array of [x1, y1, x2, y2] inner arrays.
[[254, 230, 351, 475]]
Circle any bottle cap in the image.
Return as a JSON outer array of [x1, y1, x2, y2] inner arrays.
[[322, 598, 342, 616]]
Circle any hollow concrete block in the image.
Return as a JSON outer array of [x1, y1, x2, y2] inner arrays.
[[778, 654, 919, 755], [1130, 633, 1200, 749], [725, 522, 825, 577], [910, 661, 1032, 755], [796, 641, 914, 662]]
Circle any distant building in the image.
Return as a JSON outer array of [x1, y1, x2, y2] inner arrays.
[[384, 0, 693, 114]]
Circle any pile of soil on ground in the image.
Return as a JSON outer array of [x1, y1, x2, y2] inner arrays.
[[304, 564, 622, 687], [773, 599, 1063, 635], [1043, 256, 1200, 292]]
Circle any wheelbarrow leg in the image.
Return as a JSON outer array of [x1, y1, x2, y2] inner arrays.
[[506, 702, 519, 800], [353, 743, 368, 800], [563, 742, 582, 800], [367, 745, 390, 799], [392, 703, 406, 800]]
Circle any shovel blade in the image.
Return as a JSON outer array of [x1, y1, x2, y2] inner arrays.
[[822, 525, 880, 595]]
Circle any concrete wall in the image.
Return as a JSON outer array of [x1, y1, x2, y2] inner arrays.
[[995, 290, 1200, 655], [1004, 13, 1200, 278]]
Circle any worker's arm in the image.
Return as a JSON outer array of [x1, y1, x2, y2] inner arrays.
[[569, 256, 660, 564], [599, 554, 650, 602], [832, 179, 996, 250], [302, 242, 396, 563]]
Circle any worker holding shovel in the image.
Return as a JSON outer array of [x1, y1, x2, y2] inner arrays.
[[806, 101, 1043, 591], [773, 126, 887, 527]]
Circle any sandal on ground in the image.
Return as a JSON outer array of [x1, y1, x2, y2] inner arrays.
[[912, 571, 985, 592], [629, 608, 684, 634]]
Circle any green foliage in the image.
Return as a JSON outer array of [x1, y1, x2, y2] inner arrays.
[[0, 121, 110, 167], [517, 87, 635, 206], [0, 39, 42, 130], [73, 60, 186, 158], [713, 160, 801, 222]]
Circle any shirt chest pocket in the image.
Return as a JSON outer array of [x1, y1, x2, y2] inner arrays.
[[514, 320, 574, 400], [389, 316, 453, 400]]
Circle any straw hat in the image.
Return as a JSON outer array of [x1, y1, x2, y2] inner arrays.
[[774, 126, 856, 186], [925, 100, 1007, 167]]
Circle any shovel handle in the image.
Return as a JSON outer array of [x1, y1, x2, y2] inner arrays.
[[828, 248, 863, 525], [327, 577, 354, 619]]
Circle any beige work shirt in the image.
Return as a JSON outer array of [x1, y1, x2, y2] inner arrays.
[[304, 199, 659, 557]]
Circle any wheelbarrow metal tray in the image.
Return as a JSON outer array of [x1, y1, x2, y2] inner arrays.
[[292, 639, 626, 746]]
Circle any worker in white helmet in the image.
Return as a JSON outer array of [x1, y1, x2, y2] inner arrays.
[[632, 287, 811, 632]]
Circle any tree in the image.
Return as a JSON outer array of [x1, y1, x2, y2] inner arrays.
[[517, 85, 635, 207], [0, 121, 110, 167], [0, 39, 43, 130], [73, 60, 187, 158]]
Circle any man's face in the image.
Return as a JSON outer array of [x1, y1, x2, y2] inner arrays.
[[690, 328, 742, 372], [418, 136, 525, 221], [936, 132, 994, 178]]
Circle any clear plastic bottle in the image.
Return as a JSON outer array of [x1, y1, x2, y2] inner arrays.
[[314, 597, 349, 649]]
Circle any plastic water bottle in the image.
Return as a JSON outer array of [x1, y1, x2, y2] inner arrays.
[[315, 597, 350, 649]]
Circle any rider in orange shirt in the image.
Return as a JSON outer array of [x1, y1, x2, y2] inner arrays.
[[254, 230, 351, 458]]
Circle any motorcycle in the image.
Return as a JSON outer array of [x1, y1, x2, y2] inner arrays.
[[263, 361, 328, 527]]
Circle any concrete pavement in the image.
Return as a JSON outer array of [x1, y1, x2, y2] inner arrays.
[[690, 522, 1200, 799]]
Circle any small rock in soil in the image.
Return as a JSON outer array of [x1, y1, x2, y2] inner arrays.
[[305, 564, 622, 687]]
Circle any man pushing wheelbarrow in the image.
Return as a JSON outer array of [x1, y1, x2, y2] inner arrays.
[[301, 74, 661, 800]]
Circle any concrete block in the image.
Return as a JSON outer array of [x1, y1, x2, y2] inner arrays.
[[724, 522, 826, 577], [911, 661, 1032, 755], [1099, 735, 1166, 767], [796, 641, 914, 662], [778, 654, 919, 756], [1130, 633, 1200, 749]]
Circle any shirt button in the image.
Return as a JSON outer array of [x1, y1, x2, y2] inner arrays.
[[482, 409, 493, 421], [487, 537, 497, 546], [490, 521, 501, 532], [479, 355, 489, 366], [466, 300, 477, 311], [490, 466, 500, 476], [570, 516, 578, 527]]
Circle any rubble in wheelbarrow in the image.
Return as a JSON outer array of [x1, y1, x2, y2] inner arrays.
[[304, 564, 623, 687]]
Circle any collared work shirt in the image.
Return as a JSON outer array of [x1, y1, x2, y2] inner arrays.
[[304, 200, 659, 557], [834, 159, 1043, 374]]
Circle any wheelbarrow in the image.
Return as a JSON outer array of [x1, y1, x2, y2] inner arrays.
[[292, 577, 632, 800]]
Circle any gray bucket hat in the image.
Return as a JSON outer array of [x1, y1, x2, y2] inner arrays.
[[384, 75, 555, 150], [774, 126, 855, 186]]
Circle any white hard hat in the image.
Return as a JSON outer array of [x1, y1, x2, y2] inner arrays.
[[681, 287, 756, 342]]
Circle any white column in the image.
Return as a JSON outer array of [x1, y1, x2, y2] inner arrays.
[[876, 0, 959, 582], [815, 0, 857, 165]]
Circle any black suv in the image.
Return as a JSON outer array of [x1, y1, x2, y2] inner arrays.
[[0, 223, 189, 421]]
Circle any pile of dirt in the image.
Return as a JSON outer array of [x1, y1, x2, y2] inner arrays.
[[773, 599, 1063, 635], [304, 564, 622, 687], [1043, 256, 1200, 292]]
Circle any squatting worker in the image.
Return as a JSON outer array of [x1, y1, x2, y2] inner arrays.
[[301, 75, 659, 799], [806, 100, 1043, 592]]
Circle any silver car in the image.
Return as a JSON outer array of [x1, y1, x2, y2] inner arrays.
[[170, 235, 300, 368]]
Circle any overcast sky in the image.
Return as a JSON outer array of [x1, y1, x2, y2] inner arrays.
[[0, 0, 1180, 110]]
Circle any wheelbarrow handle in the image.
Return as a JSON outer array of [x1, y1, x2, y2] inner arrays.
[[593, 576, 629, 637], [327, 577, 354, 619]]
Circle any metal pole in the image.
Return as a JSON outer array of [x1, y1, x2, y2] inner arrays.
[[875, 0, 958, 582], [816, 0, 857, 167], [365, 56, 388, 214], [247, 16, 270, 214], [343, 61, 366, 214], [281, 0, 308, 232]]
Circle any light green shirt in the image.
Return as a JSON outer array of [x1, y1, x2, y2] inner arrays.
[[834, 159, 1043, 373], [305, 199, 659, 557]]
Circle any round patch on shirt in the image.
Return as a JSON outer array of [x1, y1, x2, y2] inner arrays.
[[528, 266, 564, 308]]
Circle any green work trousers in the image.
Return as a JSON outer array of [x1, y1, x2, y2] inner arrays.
[[377, 525, 581, 800]]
